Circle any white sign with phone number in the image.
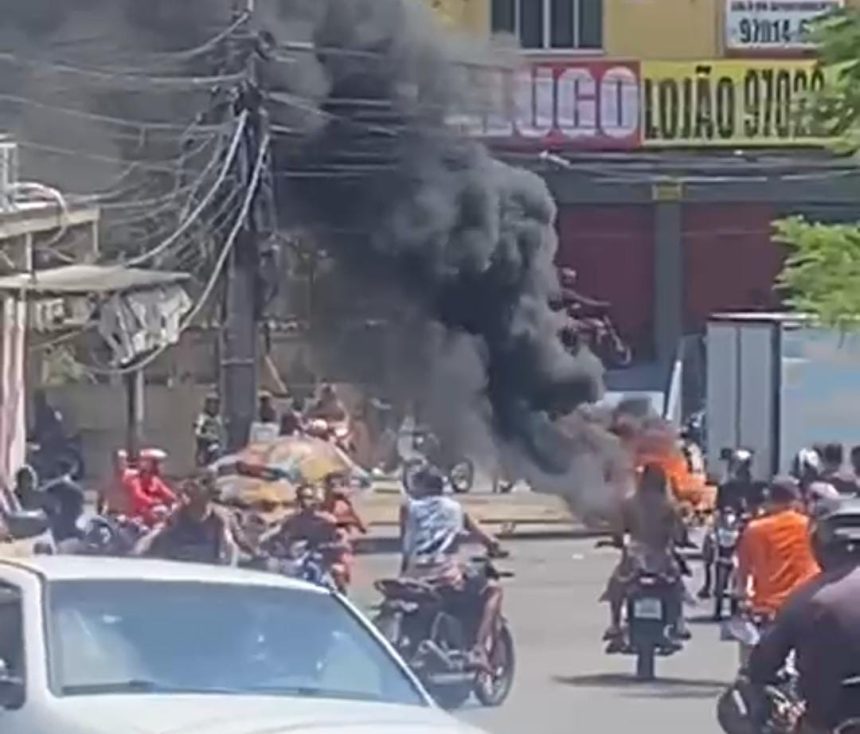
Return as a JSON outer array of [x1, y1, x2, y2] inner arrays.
[[725, 0, 843, 50]]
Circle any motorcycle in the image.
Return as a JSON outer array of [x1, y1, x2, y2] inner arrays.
[[253, 538, 343, 593], [401, 427, 475, 494], [373, 556, 515, 710], [718, 616, 860, 734], [624, 567, 685, 680], [59, 514, 148, 556], [712, 508, 742, 621]]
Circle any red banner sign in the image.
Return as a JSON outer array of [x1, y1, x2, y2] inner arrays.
[[454, 60, 642, 150]]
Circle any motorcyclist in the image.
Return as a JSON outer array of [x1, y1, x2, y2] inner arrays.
[[122, 450, 177, 526], [399, 466, 504, 668], [820, 443, 860, 496], [745, 498, 860, 734], [603, 462, 689, 648], [12, 464, 84, 542], [700, 448, 762, 599], [135, 474, 237, 565], [735, 477, 819, 622], [194, 393, 223, 466], [261, 483, 350, 591], [308, 384, 347, 423]]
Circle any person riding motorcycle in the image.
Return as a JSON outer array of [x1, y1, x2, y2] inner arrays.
[[735, 477, 820, 622], [135, 474, 237, 565], [700, 448, 762, 600], [122, 450, 177, 526], [261, 483, 351, 591], [603, 462, 690, 649], [399, 466, 504, 668], [743, 498, 860, 734], [12, 464, 84, 543]]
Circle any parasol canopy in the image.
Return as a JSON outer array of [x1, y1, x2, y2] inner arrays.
[[213, 435, 371, 490]]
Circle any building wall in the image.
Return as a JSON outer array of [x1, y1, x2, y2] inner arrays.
[[556, 205, 655, 357], [428, 0, 490, 35], [435, 0, 857, 57], [605, 0, 721, 59]]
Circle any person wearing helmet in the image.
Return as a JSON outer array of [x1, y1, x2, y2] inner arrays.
[[736, 477, 819, 621], [820, 443, 860, 496], [121, 450, 177, 526], [400, 466, 504, 667], [746, 498, 860, 733]]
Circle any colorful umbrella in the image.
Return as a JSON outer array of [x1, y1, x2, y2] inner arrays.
[[213, 435, 371, 489]]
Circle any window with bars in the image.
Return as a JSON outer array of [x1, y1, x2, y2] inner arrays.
[[491, 0, 603, 51]]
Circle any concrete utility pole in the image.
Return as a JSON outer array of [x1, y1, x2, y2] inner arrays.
[[221, 0, 266, 452]]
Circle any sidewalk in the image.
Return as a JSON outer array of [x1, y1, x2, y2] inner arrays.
[[353, 489, 608, 552]]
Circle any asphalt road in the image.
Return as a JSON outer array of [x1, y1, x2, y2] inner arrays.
[[352, 537, 737, 734]]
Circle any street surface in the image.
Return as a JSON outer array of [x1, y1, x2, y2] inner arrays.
[[353, 537, 735, 734]]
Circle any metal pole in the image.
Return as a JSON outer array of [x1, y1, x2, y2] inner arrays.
[[221, 1, 264, 452], [125, 369, 144, 463]]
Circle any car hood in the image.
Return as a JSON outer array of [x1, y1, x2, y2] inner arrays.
[[51, 694, 485, 734]]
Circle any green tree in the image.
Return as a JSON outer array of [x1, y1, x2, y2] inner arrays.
[[776, 9, 860, 325]]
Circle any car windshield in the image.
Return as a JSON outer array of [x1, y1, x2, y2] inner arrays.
[[45, 579, 425, 706]]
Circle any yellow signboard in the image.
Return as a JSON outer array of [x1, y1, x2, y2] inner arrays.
[[641, 60, 829, 148]]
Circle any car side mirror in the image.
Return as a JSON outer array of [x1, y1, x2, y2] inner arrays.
[[5, 510, 50, 541], [0, 659, 24, 710]]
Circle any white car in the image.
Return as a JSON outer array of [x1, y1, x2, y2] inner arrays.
[[0, 556, 485, 734]]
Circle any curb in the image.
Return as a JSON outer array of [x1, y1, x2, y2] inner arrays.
[[354, 524, 609, 554]]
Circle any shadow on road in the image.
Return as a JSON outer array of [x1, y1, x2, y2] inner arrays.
[[553, 673, 726, 699]]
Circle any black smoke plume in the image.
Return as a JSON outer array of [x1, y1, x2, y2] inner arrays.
[[0, 0, 604, 476], [269, 0, 604, 470]]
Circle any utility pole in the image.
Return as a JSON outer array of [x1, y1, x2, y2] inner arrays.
[[221, 0, 266, 452]]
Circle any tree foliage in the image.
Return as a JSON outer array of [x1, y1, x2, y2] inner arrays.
[[775, 9, 860, 324], [776, 217, 860, 327]]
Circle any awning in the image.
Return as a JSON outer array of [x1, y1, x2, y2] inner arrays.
[[0, 264, 190, 298]]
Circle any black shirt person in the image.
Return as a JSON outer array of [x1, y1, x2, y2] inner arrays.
[[748, 498, 860, 733]]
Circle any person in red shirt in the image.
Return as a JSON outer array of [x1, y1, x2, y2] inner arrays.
[[123, 450, 177, 526]]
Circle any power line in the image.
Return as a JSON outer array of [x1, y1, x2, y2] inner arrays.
[[125, 111, 249, 266], [82, 134, 270, 377], [0, 50, 245, 89]]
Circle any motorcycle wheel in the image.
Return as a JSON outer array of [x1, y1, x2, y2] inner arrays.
[[635, 643, 657, 682], [427, 614, 472, 710], [474, 620, 515, 707], [448, 459, 475, 494]]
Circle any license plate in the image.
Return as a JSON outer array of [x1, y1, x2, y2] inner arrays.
[[633, 598, 663, 620]]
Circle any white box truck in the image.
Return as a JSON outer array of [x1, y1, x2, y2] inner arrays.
[[706, 312, 860, 482]]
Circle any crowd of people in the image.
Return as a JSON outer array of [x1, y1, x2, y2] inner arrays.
[[602, 437, 860, 734]]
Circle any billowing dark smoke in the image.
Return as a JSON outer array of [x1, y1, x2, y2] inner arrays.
[[269, 0, 604, 469], [0, 0, 605, 476]]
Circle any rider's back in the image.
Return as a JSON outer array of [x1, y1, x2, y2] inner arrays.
[[739, 508, 819, 614], [403, 495, 464, 565], [766, 564, 860, 728]]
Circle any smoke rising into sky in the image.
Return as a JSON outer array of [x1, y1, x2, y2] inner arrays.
[[0, 0, 606, 491]]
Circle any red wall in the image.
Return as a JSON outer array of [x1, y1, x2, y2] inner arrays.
[[556, 205, 655, 357], [683, 203, 784, 332]]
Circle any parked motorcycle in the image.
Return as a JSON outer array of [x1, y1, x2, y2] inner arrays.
[[373, 556, 515, 709], [712, 508, 742, 621]]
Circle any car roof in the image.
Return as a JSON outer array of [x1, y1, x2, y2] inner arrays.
[[0, 555, 328, 592]]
